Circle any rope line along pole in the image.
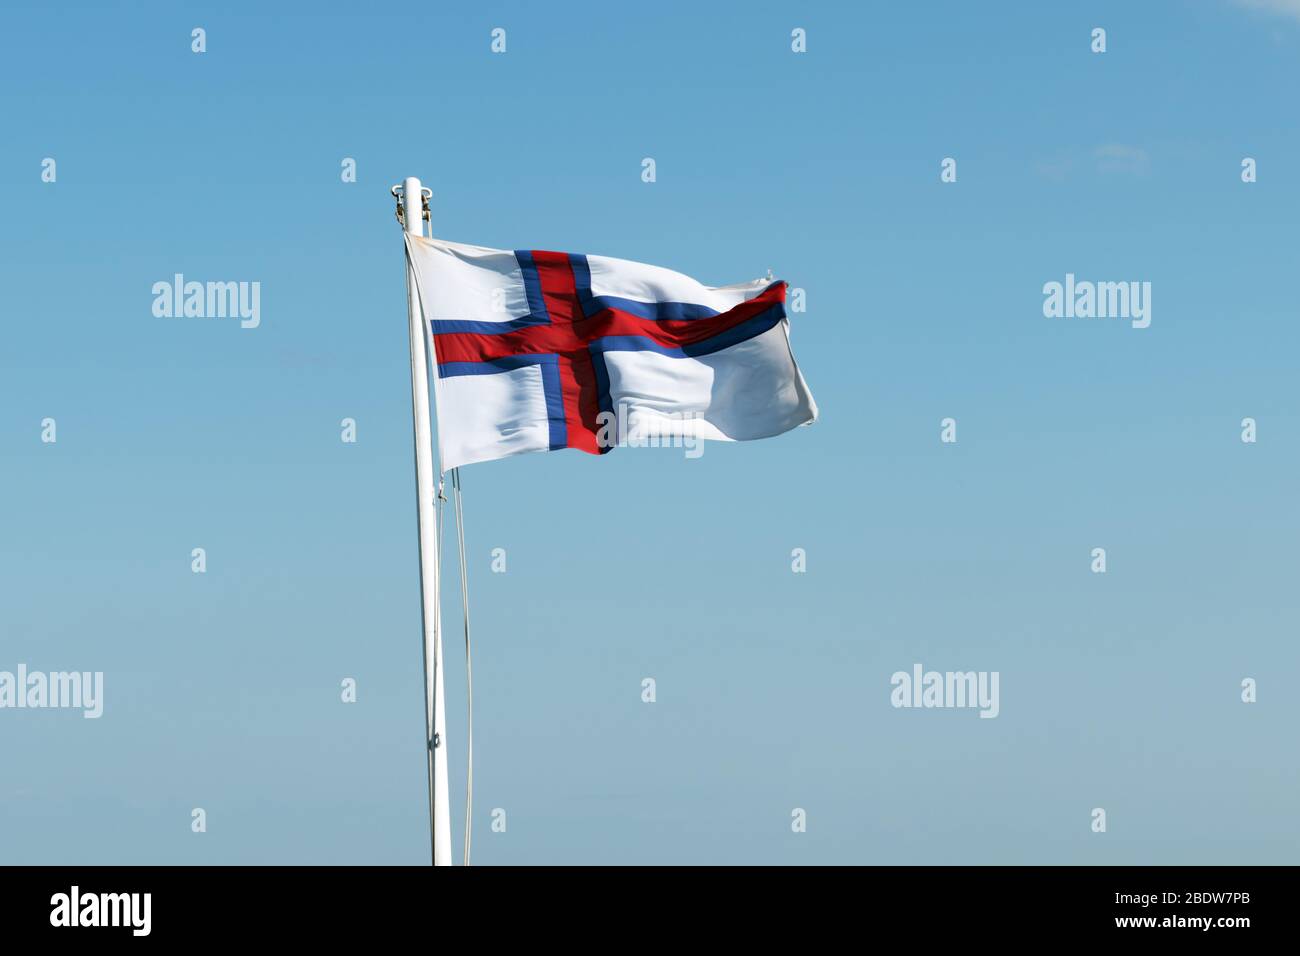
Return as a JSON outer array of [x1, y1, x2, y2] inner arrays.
[[451, 467, 473, 865], [398, 175, 452, 865]]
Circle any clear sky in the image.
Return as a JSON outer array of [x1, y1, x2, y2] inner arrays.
[[2, 0, 1298, 864]]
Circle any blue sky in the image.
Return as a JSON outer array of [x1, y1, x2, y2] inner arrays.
[[2, 0, 1298, 864]]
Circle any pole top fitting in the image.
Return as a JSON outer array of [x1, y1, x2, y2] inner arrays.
[[392, 182, 433, 229], [390, 182, 433, 200]]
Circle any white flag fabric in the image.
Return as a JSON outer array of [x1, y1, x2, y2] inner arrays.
[[405, 235, 817, 470]]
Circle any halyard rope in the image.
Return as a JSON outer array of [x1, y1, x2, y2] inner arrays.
[[451, 467, 473, 865]]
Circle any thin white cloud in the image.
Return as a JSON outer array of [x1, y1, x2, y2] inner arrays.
[[1030, 145, 1150, 181], [1093, 143, 1150, 175], [1231, 0, 1300, 23]]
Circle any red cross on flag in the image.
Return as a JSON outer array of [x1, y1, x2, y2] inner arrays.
[[405, 234, 818, 470]]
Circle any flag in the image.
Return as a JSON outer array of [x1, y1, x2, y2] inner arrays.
[[405, 235, 818, 470]]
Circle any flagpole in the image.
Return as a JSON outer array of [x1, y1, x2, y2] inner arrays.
[[400, 175, 453, 866]]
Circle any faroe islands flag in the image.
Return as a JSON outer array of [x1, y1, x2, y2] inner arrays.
[[405, 235, 818, 470]]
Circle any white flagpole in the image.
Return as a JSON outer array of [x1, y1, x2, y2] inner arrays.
[[400, 175, 453, 866]]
